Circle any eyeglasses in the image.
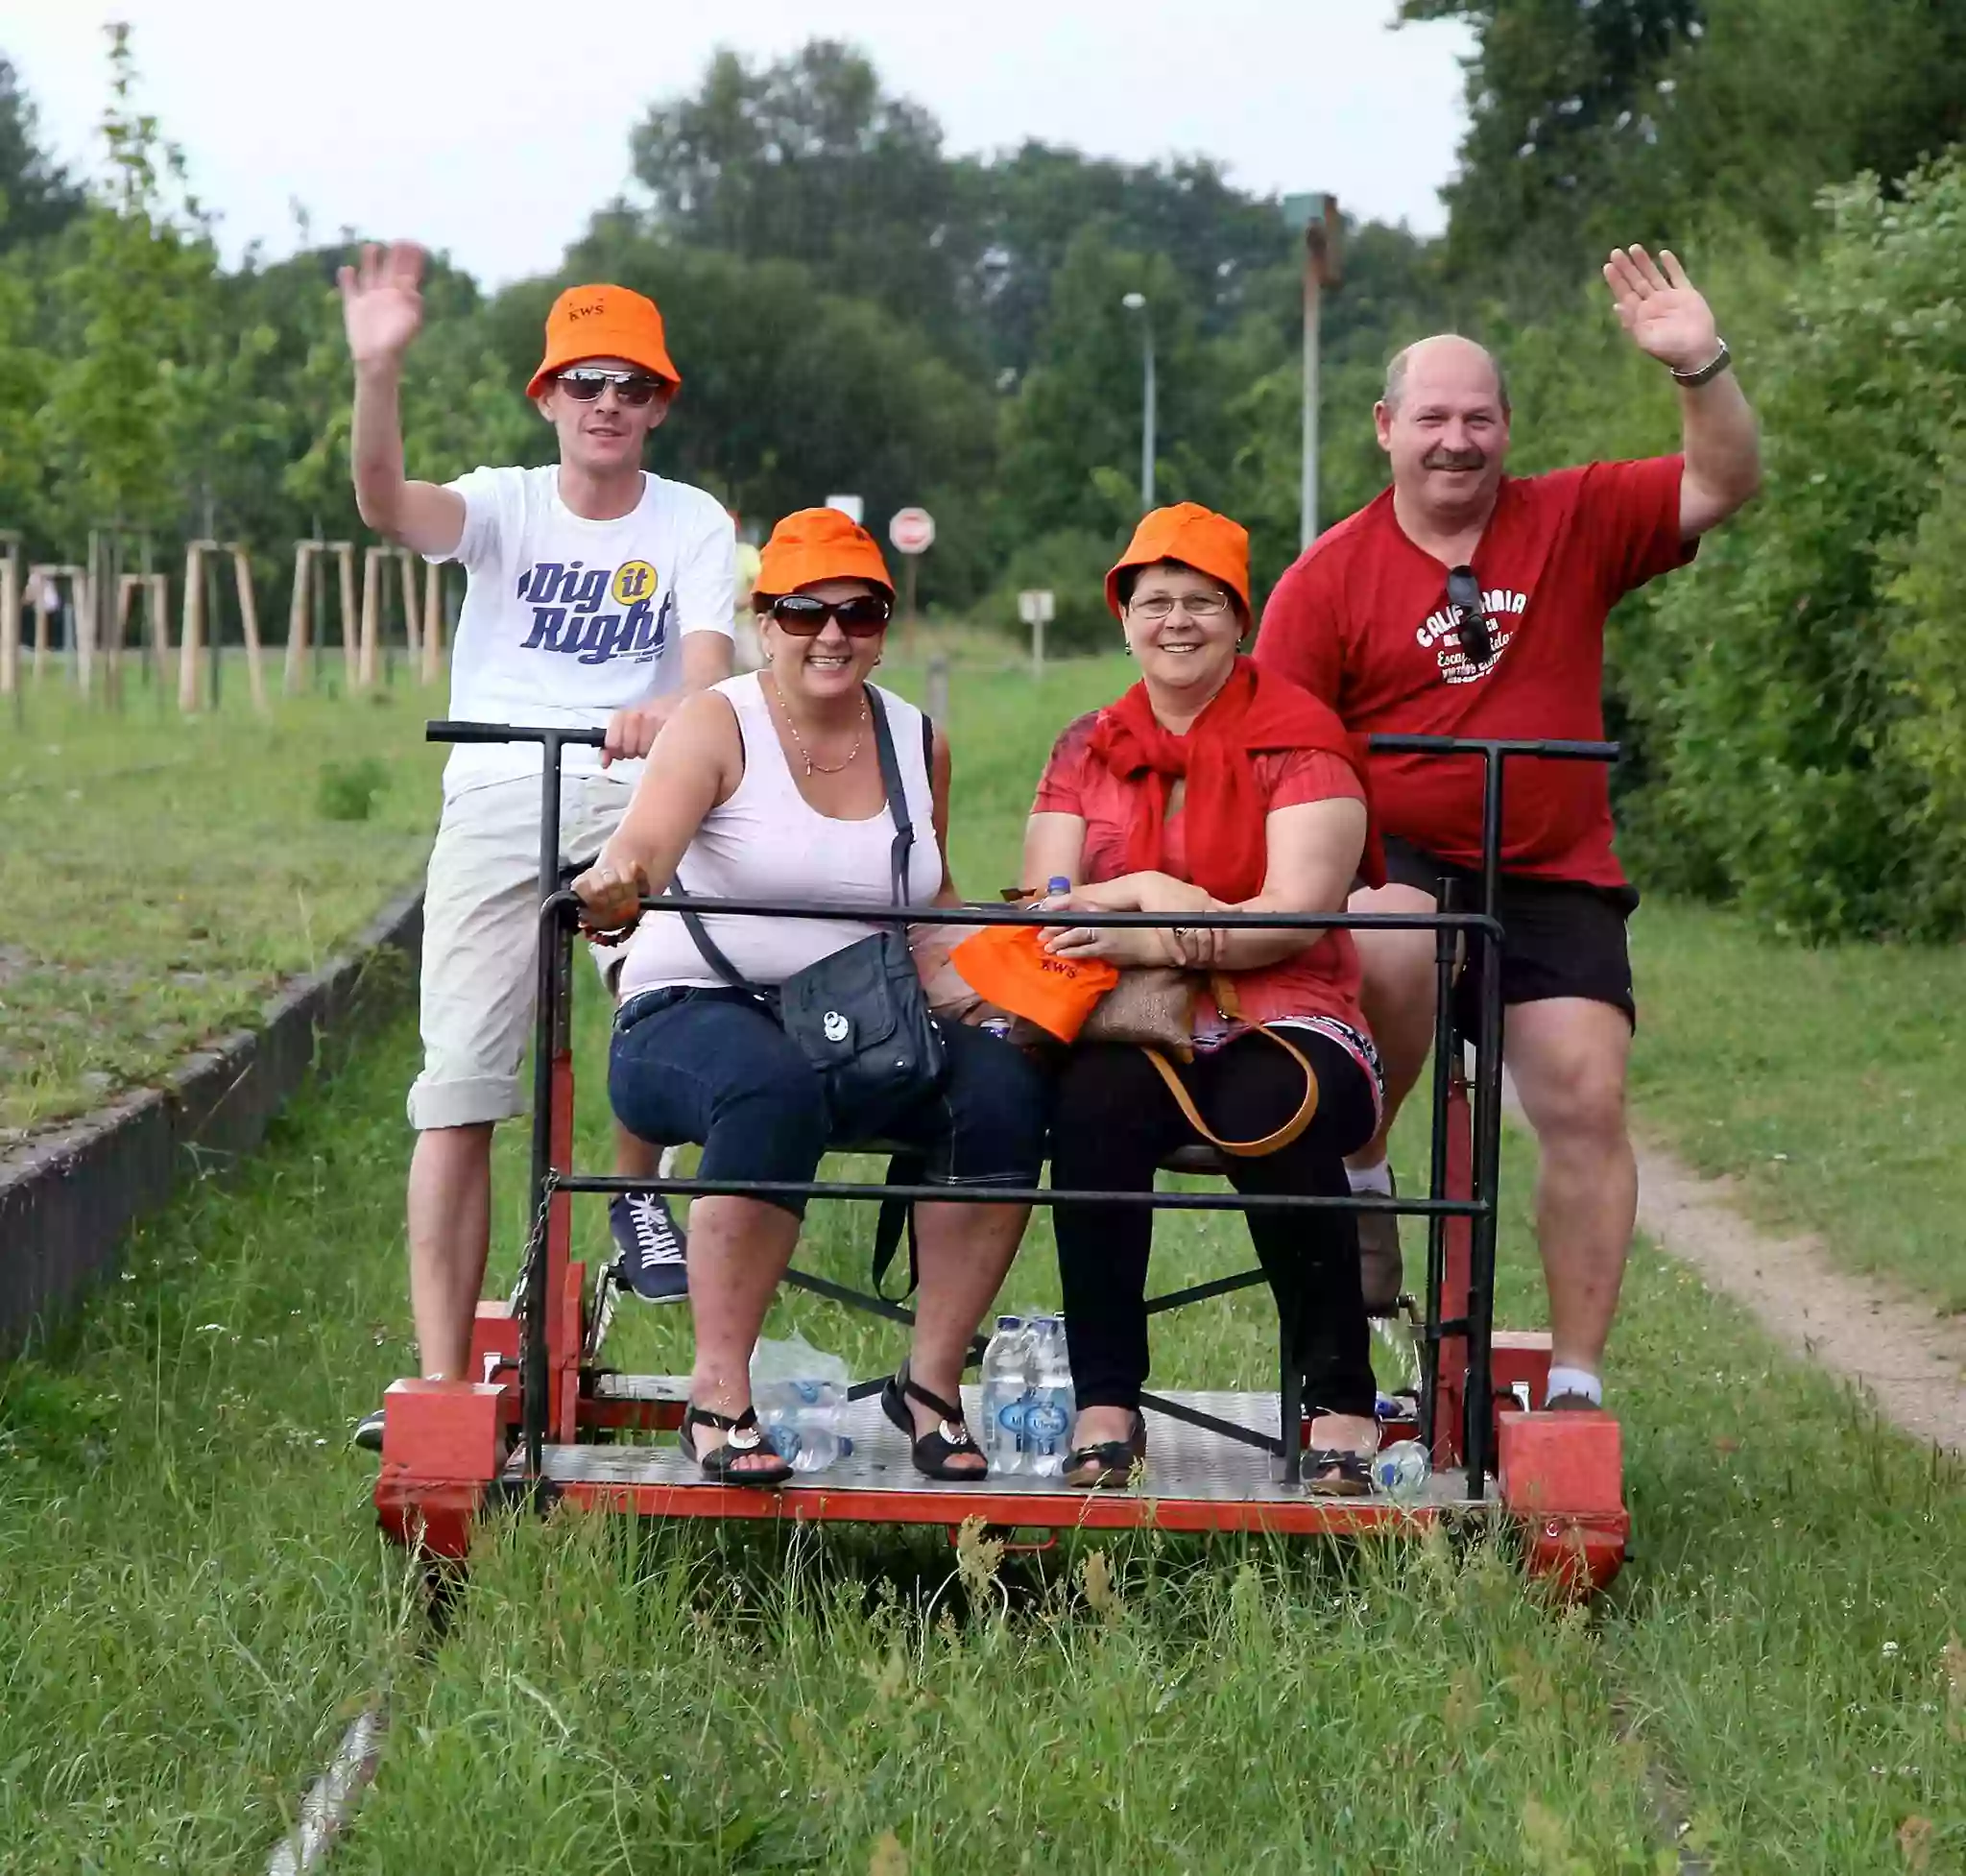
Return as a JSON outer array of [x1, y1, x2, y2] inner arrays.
[[555, 369, 667, 407], [1444, 565, 1495, 667], [769, 593, 893, 637], [1128, 591, 1235, 621]]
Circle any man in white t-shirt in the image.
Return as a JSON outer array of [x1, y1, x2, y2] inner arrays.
[[340, 244, 734, 1409]]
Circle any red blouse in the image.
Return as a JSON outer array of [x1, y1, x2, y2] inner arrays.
[[1033, 709, 1372, 1041]]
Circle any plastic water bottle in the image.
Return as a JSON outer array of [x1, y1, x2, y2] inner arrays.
[[759, 1374, 847, 1473], [980, 1315, 1033, 1475], [1046, 876, 1071, 896], [1372, 1438, 1432, 1502], [1022, 1314, 1077, 1478]]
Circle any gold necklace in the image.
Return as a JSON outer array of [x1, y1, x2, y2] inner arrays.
[[766, 670, 868, 776]]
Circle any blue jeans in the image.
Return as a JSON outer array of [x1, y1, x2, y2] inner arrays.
[[610, 988, 1047, 1216]]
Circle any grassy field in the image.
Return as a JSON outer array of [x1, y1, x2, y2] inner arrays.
[[2, 649, 1962, 1872], [1627, 903, 1966, 1314], [0, 664, 448, 1136]]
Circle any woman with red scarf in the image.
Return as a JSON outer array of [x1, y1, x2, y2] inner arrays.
[[1024, 504, 1385, 1492]]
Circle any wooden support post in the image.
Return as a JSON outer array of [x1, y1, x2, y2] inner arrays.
[[179, 540, 215, 713], [114, 574, 143, 689], [0, 538, 18, 699], [330, 543, 357, 690], [146, 572, 170, 679], [74, 566, 95, 698], [396, 547, 422, 663], [228, 543, 268, 714], [357, 543, 388, 689], [284, 540, 319, 695], [420, 560, 444, 685]]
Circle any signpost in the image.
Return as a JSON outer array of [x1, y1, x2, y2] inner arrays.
[[824, 493, 864, 524], [1018, 587, 1055, 680], [1281, 193, 1344, 550], [887, 506, 936, 653]]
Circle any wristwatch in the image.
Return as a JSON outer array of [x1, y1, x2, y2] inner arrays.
[[1671, 340, 1732, 387]]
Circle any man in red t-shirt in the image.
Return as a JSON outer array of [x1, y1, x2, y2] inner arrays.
[[1255, 246, 1762, 1411]]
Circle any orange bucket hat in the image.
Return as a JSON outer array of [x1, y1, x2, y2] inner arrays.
[[526, 283, 680, 399], [755, 508, 896, 604], [947, 926, 1118, 1042], [1105, 502, 1251, 620]]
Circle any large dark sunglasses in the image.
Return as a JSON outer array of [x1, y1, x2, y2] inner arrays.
[[556, 369, 667, 407], [1445, 564, 1495, 667], [769, 592, 893, 637]]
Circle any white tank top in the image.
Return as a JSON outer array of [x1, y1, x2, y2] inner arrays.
[[615, 673, 941, 996]]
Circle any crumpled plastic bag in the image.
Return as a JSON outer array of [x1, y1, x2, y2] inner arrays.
[[749, 1332, 851, 1472]]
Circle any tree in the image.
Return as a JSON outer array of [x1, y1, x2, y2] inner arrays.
[[0, 54, 84, 251], [627, 41, 972, 349], [37, 25, 228, 542], [1404, 0, 1966, 281], [959, 143, 1287, 378]]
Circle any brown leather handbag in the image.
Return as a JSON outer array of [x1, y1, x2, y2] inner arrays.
[[1086, 970, 1321, 1158]]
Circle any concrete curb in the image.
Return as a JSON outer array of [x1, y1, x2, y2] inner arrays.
[[0, 886, 423, 1357]]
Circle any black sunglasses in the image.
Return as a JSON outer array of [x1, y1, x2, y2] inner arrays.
[[768, 592, 893, 637], [1445, 564, 1495, 667], [556, 369, 667, 407]]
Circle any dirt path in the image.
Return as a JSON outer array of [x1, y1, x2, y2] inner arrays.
[[1629, 1135, 1966, 1452], [1496, 1073, 1966, 1451]]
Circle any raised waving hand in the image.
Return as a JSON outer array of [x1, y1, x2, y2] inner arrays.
[[1602, 245, 1721, 374], [338, 241, 427, 370]]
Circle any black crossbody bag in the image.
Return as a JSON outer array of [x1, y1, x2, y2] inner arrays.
[[676, 686, 946, 1136]]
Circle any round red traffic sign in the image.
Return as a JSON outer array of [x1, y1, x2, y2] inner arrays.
[[888, 506, 936, 555]]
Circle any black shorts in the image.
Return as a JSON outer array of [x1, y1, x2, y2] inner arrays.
[[1380, 835, 1639, 1030]]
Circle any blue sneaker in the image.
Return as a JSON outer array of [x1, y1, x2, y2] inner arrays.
[[611, 1191, 688, 1303]]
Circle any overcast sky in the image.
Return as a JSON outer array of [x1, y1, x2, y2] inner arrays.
[[2, 0, 1475, 287]]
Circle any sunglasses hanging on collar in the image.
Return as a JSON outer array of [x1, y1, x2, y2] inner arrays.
[[1445, 564, 1496, 668]]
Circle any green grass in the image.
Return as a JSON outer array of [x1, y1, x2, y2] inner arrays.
[[3, 650, 1963, 1871], [0, 664, 448, 1135], [1627, 901, 1966, 1314]]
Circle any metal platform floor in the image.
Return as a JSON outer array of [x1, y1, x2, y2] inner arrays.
[[524, 1385, 1490, 1533]]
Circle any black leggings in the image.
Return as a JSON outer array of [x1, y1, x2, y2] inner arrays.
[[1050, 1031, 1379, 1418]]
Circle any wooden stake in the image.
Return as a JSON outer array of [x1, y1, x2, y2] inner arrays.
[[147, 572, 171, 678], [228, 545, 268, 713], [420, 560, 444, 685], [284, 541, 317, 695], [329, 543, 357, 689], [357, 544, 386, 689], [75, 567, 95, 698], [396, 547, 422, 662], [0, 542, 18, 699], [179, 541, 208, 713]]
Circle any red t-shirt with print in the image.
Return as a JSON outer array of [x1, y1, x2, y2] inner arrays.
[[1253, 456, 1692, 888], [1032, 710, 1369, 1035]]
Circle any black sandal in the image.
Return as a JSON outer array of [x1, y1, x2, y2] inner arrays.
[[1064, 1411, 1146, 1490], [1305, 1446, 1374, 1497], [880, 1362, 985, 1479], [679, 1401, 793, 1486]]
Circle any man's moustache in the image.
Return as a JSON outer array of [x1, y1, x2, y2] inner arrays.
[[1423, 449, 1487, 470]]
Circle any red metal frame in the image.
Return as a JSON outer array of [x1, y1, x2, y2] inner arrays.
[[374, 723, 1631, 1600]]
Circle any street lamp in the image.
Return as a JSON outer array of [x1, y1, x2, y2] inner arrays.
[[1121, 291, 1156, 513], [1280, 194, 1344, 549]]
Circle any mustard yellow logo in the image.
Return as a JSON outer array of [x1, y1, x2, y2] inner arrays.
[[611, 561, 658, 606]]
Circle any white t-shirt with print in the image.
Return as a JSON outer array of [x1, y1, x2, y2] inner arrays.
[[428, 465, 736, 798]]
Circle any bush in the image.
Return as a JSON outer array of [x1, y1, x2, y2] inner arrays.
[[316, 757, 390, 823], [980, 526, 1126, 656], [1619, 156, 1966, 938]]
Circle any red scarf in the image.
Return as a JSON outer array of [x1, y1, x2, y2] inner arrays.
[[1087, 656, 1381, 902]]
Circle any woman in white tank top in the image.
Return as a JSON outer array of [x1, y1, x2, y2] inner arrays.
[[573, 510, 1045, 1486]]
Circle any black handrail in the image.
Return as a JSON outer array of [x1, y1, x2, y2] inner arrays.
[[429, 717, 1618, 1496]]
